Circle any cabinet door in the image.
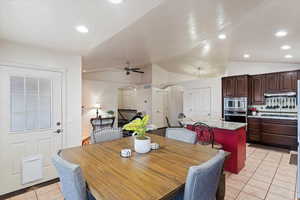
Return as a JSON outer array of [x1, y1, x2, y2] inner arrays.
[[251, 75, 265, 105], [280, 71, 297, 92], [247, 118, 261, 142], [236, 76, 248, 97], [222, 77, 236, 97], [265, 73, 279, 93]]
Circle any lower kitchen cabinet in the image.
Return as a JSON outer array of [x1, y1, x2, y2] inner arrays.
[[247, 117, 297, 149], [247, 118, 261, 142]]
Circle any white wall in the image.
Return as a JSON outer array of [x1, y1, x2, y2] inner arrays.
[[0, 40, 82, 147]]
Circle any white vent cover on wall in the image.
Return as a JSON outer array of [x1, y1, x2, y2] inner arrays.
[[22, 154, 43, 184]]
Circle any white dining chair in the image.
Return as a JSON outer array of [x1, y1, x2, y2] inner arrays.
[[90, 127, 122, 144], [52, 152, 95, 200], [166, 128, 197, 144], [172, 150, 226, 200]]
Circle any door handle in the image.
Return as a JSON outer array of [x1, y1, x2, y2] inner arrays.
[[54, 129, 63, 134]]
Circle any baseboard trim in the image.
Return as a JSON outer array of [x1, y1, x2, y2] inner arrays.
[[0, 178, 59, 199]]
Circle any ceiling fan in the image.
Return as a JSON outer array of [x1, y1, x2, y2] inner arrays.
[[124, 61, 144, 75]]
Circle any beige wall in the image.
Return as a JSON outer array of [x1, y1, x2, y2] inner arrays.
[[0, 40, 82, 148]]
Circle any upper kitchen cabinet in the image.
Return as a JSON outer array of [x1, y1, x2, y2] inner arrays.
[[236, 75, 249, 97], [265, 73, 280, 93], [251, 75, 265, 105], [279, 71, 297, 92], [222, 77, 236, 97], [222, 75, 249, 97]]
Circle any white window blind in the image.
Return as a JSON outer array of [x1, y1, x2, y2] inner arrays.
[[10, 77, 52, 132]]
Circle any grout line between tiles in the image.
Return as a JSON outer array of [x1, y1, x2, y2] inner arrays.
[[34, 190, 38, 200], [236, 148, 267, 200], [262, 152, 282, 200]]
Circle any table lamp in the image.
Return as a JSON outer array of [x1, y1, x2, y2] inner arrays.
[[94, 100, 101, 118]]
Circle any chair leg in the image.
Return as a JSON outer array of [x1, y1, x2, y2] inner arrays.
[[216, 171, 225, 200]]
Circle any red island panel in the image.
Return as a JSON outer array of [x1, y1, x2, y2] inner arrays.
[[186, 125, 246, 174], [213, 127, 246, 174]]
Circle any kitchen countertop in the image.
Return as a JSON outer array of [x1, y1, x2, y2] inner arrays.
[[247, 115, 297, 120], [247, 112, 297, 120], [183, 118, 247, 131]]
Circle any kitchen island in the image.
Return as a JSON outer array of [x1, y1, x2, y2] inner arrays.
[[185, 118, 247, 174]]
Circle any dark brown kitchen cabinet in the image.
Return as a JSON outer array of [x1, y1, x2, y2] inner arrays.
[[247, 117, 297, 150], [235, 76, 248, 97], [251, 75, 265, 105], [222, 77, 236, 97], [222, 75, 248, 98], [265, 73, 280, 93], [261, 119, 297, 149], [247, 118, 261, 142], [279, 71, 297, 92]]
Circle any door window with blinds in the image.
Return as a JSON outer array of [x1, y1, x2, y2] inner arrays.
[[10, 76, 52, 132]]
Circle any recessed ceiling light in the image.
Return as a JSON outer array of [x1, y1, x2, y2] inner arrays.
[[285, 54, 293, 59], [218, 34, 227, 40], [76, 25, 89, 33], [275, 30, 288, 37], [281, 45, 291, 50], [243, 54, 250, 59], [108, 0, 124, 4]]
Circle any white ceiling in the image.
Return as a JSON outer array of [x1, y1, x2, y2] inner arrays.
[[1, 0, 300, 77], [0, 0, 164, 54], [83, 0, 300, 76]]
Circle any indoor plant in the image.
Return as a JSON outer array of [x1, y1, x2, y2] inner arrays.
[[123, 115, 151, 153]]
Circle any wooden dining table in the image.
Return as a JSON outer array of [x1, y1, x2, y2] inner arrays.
[[60, 134, 228, 200]]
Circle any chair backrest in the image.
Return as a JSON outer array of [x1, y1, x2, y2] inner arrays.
[[52, 154, 87, 200], [90, 116, 115, 131], [193, 122, 215, 148], [166, 128, 197, 144], [91, 128, 122, 144], [184, 150, 226, 200]]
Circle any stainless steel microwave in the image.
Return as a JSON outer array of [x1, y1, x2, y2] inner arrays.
[[224, 97, 247, 111]]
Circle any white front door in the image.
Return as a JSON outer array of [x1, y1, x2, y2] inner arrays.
[[0, 67, 64, 195]]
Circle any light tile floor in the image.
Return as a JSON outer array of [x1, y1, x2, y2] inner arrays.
[[225, 144, 297, 200], [6, 183, 63, 200], [5, 144, 298, 200]]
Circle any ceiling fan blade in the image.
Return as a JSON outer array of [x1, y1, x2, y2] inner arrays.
[[132, 70, 144, 74]]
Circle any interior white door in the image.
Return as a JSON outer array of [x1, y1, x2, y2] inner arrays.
[[0, 67, 63, 195], [183, 88, 211, 119], [152, 89, 166, 128]]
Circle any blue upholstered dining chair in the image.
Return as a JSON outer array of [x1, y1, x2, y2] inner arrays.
[[172, 150, 226, 200], [90, 127, 122, 144], [52, 153, 96, 200], [166, 128, 197, 144]]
